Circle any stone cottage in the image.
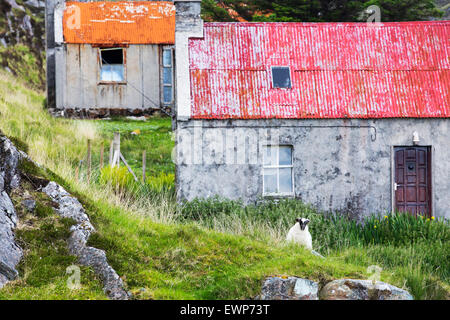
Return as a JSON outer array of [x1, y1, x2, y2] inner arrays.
[[174, 16, 450, 219], [45, 0, 178, 118]]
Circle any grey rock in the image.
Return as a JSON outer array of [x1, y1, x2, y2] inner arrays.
[[24, 0, 45, 9], [42, 182, 89, 223], [320, 279, 413, 300], [0, 191, 22, 288], [0, 136, 24, 287], [42, 181, 130, 300], [0, 260, 18, 281], [4, 0, 24, 10], [21, 199, 36, 212], [0, 136, 22, 192], [21, 15, 33, 37], [259, 276, 319, 300]]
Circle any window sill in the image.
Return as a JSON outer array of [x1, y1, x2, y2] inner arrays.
[[263, 193, 295, 198], [98, 81, 127, 85]]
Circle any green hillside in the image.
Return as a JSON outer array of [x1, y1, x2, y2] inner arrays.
[[0, 71, 448, 300]]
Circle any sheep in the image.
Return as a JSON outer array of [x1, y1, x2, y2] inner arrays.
[[286, 217, 312, 250], [286, 218, 325, 258]]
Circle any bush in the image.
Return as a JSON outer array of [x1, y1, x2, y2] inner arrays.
[[145, 172, 174, 193], [100, 165, 136, 193]]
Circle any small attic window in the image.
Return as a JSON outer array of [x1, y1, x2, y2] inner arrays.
[[271, 67, 291, 89], [99, 48, 125, 83]]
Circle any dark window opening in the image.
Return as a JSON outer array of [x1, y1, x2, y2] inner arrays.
[[100, 48, 125, 82], [272, 67, 291, 89]]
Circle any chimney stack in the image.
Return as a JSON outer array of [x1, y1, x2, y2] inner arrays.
[[175, 0, 202, 31], [174, 0, 203, 121]]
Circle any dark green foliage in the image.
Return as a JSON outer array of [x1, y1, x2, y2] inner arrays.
[[202, 0, 444, 22], [363, 0, 444, 21]]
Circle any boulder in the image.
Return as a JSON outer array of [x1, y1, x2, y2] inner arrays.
[[320, 279, 413, 300], [259, 276, 319, 300]]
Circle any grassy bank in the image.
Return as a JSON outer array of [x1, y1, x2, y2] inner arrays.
[[0, 70, 448, 299]]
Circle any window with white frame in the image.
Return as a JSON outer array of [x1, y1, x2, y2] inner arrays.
[[263, 145, 294, 195], [99, 48, 125, 82], [162, 48, 174, 104]]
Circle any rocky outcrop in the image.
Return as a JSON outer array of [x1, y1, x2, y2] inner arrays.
[[320, 279, 414, 300], [0, 136, 23, 288], [0, 0, 46, 89], [42, 182, 130, 300], [258, 277, 319, 300], [258, 277, 413, 300]]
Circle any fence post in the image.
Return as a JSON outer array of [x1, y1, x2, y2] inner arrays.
[[112, 132, 120, 167], [109, 141, 113, 165]]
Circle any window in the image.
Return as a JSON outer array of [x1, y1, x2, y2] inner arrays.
[[271, 66, 291, 88], [263, 146, 294, 195], [162, 48, 173, 104], [99, 48, 125, 82]]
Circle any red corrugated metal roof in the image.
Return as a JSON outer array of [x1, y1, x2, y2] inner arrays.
[[189, 21, 450, 119], [63, 1, 175, 44]]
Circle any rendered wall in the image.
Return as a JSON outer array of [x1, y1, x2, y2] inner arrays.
[[53, 43, 161, 117], [176, 118, 450, 219]]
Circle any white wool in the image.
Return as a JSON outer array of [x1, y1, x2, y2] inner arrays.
[[286, 222, 313, 250]]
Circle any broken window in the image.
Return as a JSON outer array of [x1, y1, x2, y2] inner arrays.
[[263, 145, 293, 195], [271, 66, 291, 88], [162, 48, 173, 104], [99, 48, 125, 82]]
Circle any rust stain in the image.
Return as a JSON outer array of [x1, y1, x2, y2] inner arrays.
[[189, 21, 450, 119], [63, 1, 175, 45]]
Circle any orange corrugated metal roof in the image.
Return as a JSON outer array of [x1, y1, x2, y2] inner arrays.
[[63, 1, 175, 45]]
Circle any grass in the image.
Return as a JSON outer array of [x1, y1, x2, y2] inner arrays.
[[0, 70, 449, 300], [94, 118, 174, 176]]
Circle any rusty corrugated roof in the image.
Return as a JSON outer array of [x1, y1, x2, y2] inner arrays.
[[63, 1, 175, 44], [189, 22, 450, 119]]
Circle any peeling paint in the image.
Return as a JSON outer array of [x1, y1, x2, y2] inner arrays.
[[189, 22, 450, 119], [63, 1, 176, 44]]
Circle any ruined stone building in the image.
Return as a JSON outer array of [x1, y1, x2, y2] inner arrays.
[[45, 0, 178, 117], [174, 16, 450, 219]]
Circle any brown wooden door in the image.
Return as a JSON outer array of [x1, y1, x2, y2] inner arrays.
[[394, 147, 432, 217]]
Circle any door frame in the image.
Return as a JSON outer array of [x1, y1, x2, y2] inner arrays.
[[391, 146, 433, 217]]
